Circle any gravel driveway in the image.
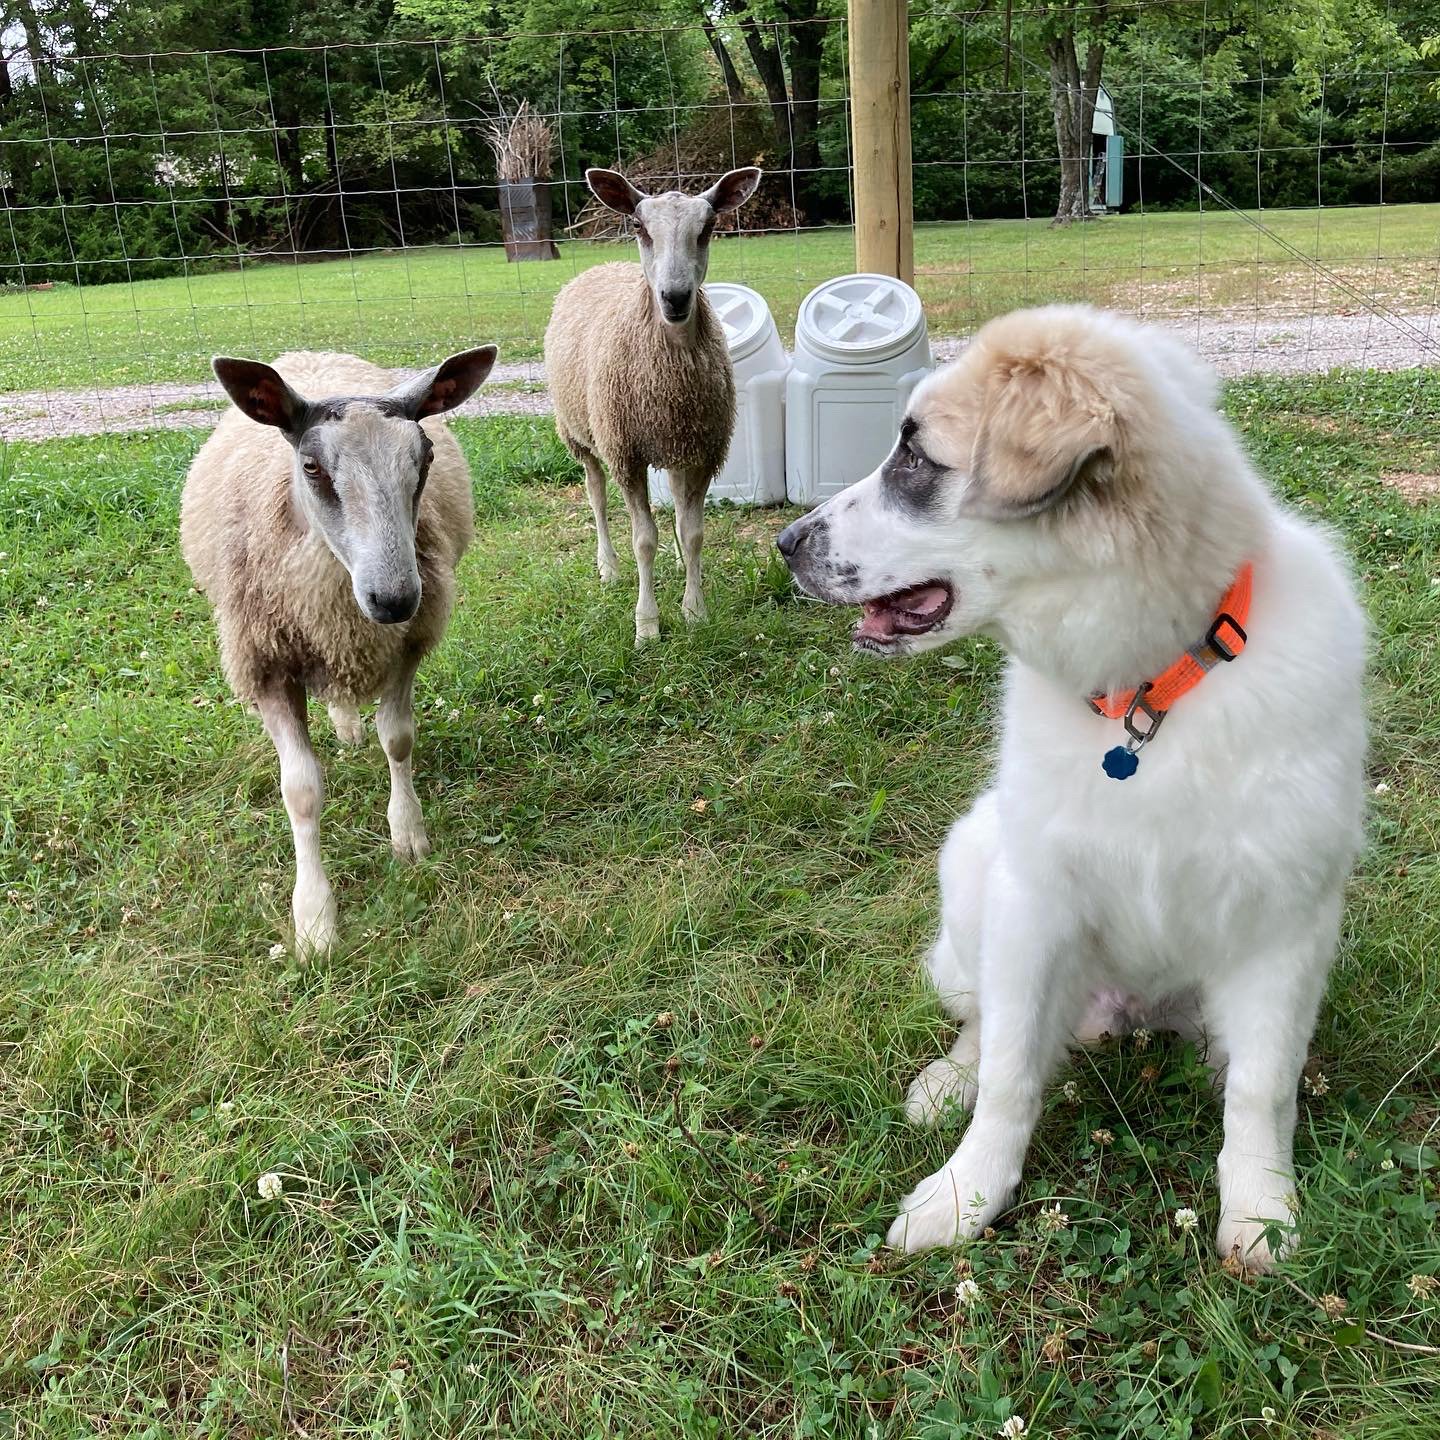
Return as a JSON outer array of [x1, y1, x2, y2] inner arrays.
[[4, 311, 1437, 443]]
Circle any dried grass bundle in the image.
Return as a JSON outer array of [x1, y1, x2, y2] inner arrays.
[[484, 101, 554, 182]]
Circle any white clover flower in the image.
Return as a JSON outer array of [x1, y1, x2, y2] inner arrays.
[[268, 941, 287, 959], [217, 1100, 235, 1114], [448, 709, 460, 723], [257, 1172, 284, 1201], [1407, 1273, 1438, 1300], [955, 1278, 981, 1306], [999, 1418, 1026, 1439], [1173, 1207, 1199, 1233], [1374, 782, 1390, 795], [1037, 1204, 1069, 1233], [1132, 1028, 1153, 1052], [1380, 1157, 1396, 1172], [1062, 1080, 1079, 1103], [531, 693, 544, 707], [1304, 1071, 1329, 1096]]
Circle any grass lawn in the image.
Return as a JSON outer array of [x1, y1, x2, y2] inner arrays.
[[3, 202, 1439, 394], [2, 371, 1439, 1436]]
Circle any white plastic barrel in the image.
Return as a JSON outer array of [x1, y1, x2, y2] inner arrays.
[[785, 273, 932, 506], [649, 282, 789, 507]]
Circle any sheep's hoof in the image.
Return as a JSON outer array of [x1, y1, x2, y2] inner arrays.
[[635, 619, 660, 646], [293, 898, 337, 958], [328, 703, 366, 748], [598, 557, 620, 585], [682, 599, 708, 625], [391, 826, 431, 864]]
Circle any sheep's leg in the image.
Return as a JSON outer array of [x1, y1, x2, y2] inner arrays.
[[672, 469, 708, 624], [327, 700, 366, 747], [257, 680, 336, 957], [376, 654, 429, 863], [579, 451, 620, 585], [671, 510, 684, 571], [619, 478, 661, 645]]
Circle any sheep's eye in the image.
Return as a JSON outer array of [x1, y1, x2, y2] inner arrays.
[[634, 223, 650, 244], [301, 456, 338, 504]]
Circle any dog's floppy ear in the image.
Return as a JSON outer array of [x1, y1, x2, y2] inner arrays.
[[964, 360, 1115, 521]]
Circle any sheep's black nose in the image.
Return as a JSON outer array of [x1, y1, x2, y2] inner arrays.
[[661, 287, 693, 315], [366, 588, 419, 625], [775, 521, 805, 559]]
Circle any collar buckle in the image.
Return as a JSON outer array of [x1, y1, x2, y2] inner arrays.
[[1123, 684, 1165, 749]]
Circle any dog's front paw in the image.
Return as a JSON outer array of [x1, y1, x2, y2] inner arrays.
[[1216, 1204, 1296, 1274], [885, 1163, 1002, 1253], [903, 1056, 978, 1127]]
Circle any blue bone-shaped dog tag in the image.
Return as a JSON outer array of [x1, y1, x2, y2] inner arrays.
[[1102, 745, 1139, 780]]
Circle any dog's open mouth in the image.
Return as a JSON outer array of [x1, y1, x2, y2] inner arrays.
[[852, 580, 954, 649]]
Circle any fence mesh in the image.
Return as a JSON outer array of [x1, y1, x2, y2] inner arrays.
[[1, 2, 1438, 441]]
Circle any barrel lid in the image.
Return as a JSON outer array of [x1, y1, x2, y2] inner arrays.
[[704, 282, 773, 362], [796, 273, 926, 364]]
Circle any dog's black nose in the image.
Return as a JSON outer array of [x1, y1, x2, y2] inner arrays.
[[776, 521, 805, 559]]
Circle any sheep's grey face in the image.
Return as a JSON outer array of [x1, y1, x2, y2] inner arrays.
[[632, 192, 717, 327], [293, 402, 433, 625], [211, 347, 496, 626]]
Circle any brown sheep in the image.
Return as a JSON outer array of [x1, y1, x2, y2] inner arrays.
[[544, 167, 761, 644]]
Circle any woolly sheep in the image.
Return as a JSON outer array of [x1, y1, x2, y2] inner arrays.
[[544, 166, 762, 644], [180, 347, 495, 954]]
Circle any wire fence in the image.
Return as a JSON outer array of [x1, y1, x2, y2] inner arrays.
[[2, 2, 1439, 440]]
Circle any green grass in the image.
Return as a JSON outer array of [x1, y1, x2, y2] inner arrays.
[[4, 202, 1439, 392], [2, 372, 1439, 1436]]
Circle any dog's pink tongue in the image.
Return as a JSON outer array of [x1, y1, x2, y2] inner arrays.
[[893, 583, 950, 617], [854, 584, 950, 641]]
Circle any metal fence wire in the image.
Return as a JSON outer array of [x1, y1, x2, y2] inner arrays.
[[2, 2, 1439, 440]]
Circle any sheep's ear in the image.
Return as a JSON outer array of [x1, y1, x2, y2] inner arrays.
[[212, 357, 308, 434], [964, 361, 1115, 520], [701, 167, 762, 214], [386, 345, 497, 420], [586, 168, 646, 216]]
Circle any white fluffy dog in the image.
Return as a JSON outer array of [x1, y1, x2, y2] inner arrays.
[[777, 305, 1367, 1270]]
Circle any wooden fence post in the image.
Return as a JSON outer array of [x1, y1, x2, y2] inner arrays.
[[848, 0, 913, 284]]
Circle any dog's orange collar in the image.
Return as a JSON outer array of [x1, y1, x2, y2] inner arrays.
[[1088, 563, 1252, 778]]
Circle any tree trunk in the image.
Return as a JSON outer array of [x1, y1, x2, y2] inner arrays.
[[726, 0, 792, 173], [783, 0, 823, 206], [1046, 26, 1103, 226], [701, 16, 747, 103]]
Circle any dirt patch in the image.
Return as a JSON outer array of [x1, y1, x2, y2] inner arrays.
[[6, 309, 1440, 442], [1381, 470, 1440, 503]]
